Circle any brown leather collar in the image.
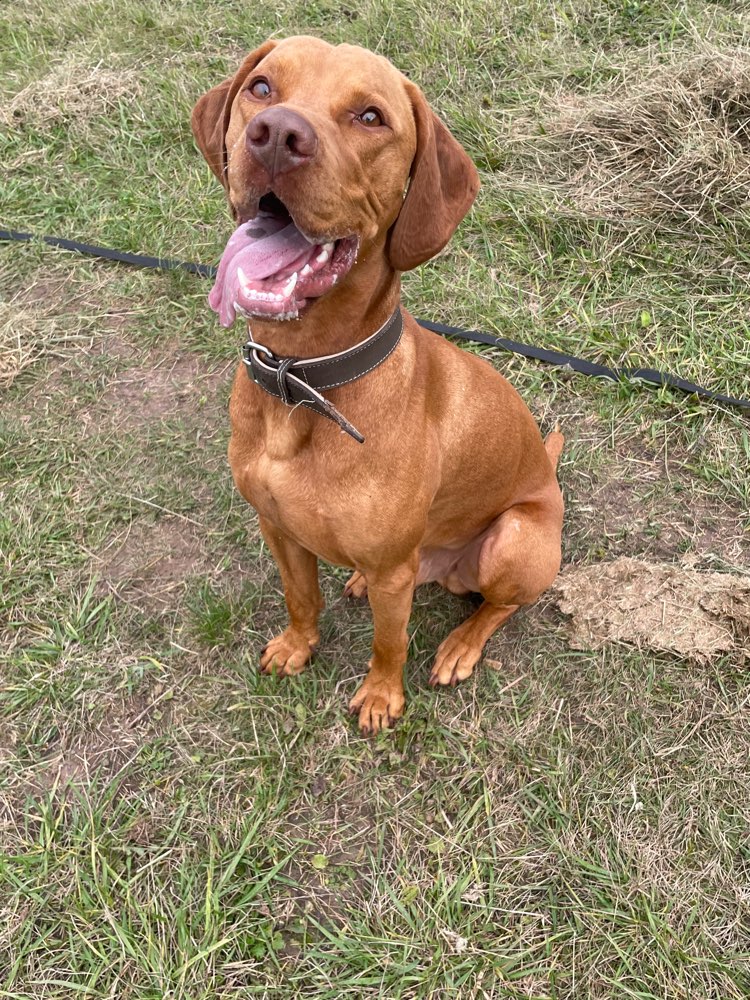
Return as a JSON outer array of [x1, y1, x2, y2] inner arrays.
[[241, 307, 402, 443]]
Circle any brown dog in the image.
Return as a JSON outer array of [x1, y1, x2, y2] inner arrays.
[[192, 36, 563, 734]]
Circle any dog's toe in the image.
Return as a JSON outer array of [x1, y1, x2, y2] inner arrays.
[[429, 636, 481, 687], [348, 675, 403, 734], [343, 570, 368, 600], [259, 629, 316, 676]]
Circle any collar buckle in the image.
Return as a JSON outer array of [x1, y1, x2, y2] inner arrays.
[[242, 339, 275, 366]]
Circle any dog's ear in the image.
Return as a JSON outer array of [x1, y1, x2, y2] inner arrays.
[[191, 41, 278, 190], [388, 83, 480, 272]]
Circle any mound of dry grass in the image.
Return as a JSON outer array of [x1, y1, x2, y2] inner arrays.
[[1, 59, 140, 130], [517, 49, 750, 221]]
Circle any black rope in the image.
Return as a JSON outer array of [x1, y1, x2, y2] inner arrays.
[[417, 319, 750, 410], [2, 227, 748, 410], [0, 228, 217, 278]]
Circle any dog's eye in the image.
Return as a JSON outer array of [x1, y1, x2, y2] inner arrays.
[[249, 78, 271, 99], [358, 108, 383, 127]]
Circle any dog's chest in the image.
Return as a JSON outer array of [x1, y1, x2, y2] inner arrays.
[[239, 453, 352, 563], [229, 403, 353, 559]]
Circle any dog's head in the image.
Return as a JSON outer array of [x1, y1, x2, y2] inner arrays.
[[192, 36, 479, 322]]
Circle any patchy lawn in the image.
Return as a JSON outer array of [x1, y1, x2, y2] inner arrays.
[[1, 1, 749, 997]]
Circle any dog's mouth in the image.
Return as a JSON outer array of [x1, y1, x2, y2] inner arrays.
[[208, 193, 359, 326]]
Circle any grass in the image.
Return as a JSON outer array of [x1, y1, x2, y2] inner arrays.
[[1, 0, 750, 997]]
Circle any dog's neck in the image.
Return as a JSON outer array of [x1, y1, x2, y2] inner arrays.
[[241, 244, 401, 359]]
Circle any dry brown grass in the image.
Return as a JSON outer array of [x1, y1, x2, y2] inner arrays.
[[0, 268, 123, 386], [516, 47, 750, 220], [1, 58, 140, 130], [0, 299, 90, 387]]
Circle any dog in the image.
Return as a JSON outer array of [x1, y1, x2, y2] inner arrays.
[[191, 36, 564, 734]]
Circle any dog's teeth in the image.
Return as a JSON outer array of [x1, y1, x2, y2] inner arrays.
[[282, 273, 298, 297], [322, 242, 334, 254], [301, 264, 312, 277], [316, 249, 330, 264], [237, 266, 251, 294]]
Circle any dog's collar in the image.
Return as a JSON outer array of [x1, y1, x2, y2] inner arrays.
[[241, 306, 403, 444]]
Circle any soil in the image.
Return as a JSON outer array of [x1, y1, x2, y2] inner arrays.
[[94, 518, 209, 609], [554, 556, 750, 664]]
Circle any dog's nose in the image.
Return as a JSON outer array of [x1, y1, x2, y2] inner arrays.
[[246, 108, 318, 178]]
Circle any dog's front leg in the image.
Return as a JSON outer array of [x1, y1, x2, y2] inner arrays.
[[349, 556, 417, 734], [258, 516, 323, 676]]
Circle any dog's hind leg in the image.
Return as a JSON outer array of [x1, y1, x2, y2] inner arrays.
[[428, 600, 520, 687], [429, 493, 563, 687]]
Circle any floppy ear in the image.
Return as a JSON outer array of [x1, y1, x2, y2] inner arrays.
[[191, 40, 278, 190], [388, 83, 480, 272]]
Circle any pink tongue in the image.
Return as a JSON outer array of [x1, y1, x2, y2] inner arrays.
[[234, 223, 313, 279], [208, 215, 318, 327]]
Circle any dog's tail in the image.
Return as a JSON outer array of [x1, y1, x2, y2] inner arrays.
[[544, 424, 564, 475]]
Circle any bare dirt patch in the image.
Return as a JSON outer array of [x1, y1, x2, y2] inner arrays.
[[554, 556, 750, 664], [560, 413, 749, 568], [17, 272, 141, 343], [30, 683, 173, 793], [276, 785, 380, 932], [0, 676, 175, 847], [103, 356, 202, 422], [95, 518, 210, 609], [93, 351, 230, 429], [0, 267, 142, 390], [0, 284, 100, 388]]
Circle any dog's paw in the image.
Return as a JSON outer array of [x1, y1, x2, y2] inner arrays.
[[260, 629, 316, 676], [428, 633, 482, 688], [348, 674, 404, 734], [343, 570, 368, 600]]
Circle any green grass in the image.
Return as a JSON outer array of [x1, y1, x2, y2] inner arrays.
[[2, 0, 750, 997]]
